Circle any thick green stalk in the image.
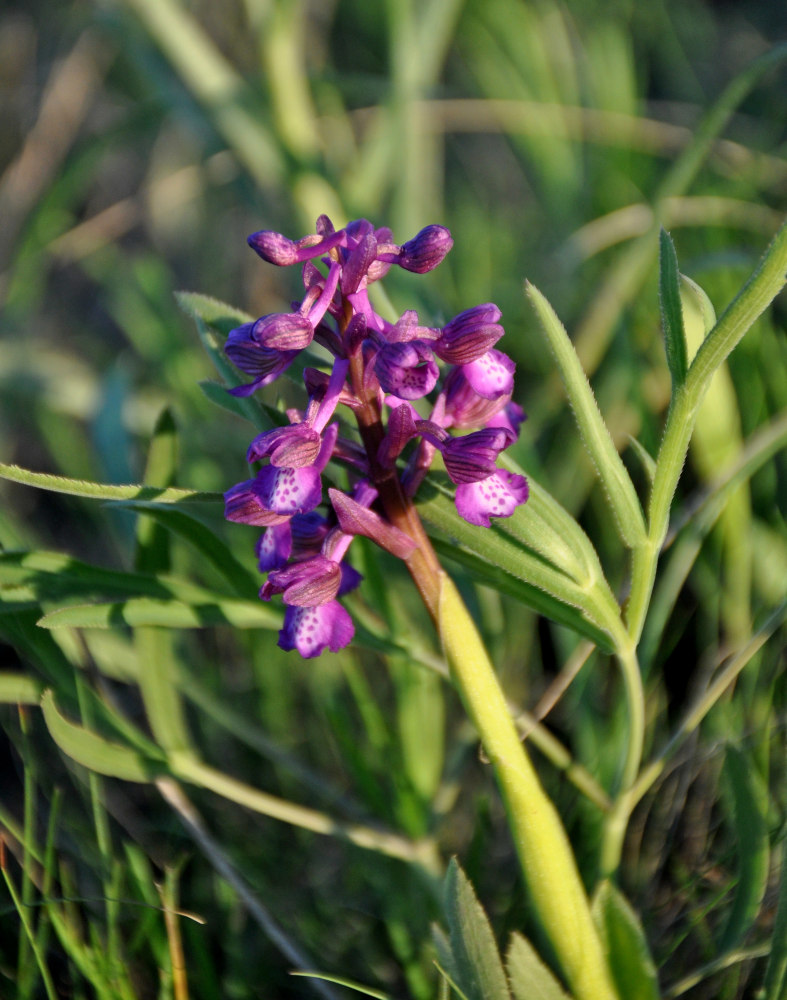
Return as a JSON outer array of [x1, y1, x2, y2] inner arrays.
[[439, 574, 618, 1000]]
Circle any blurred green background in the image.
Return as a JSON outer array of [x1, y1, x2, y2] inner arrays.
[[1, 1, 786, 998]]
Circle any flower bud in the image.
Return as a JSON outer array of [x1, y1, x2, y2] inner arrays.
[[248, 230, 299, 265], [398, 225, 453, 273]]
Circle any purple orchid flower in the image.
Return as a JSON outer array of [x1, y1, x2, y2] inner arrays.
[[224, 215, 529, 656]]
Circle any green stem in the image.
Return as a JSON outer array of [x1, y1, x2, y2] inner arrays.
[[168, 753, 440, 870], [439, 574, 618, 1000], [599, 640, 646, 878]]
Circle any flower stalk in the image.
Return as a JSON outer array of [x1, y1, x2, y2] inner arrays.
[[439, 573, 619, 1000]]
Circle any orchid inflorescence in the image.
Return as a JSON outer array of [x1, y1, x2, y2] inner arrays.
[[224, 216, 528, 657]]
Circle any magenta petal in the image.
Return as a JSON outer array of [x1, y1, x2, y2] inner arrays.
[[247, 425, 321, 467], [265, 555, 342, 607], [441, 427, 510, 484], [255, 312, 314, 351], [454, 471, 529, 527], [279, 601, 355, 658], [225, 324, 298, 394], [462, 350, 515, 400], [256, 523, 293, 572], [224, 479, 290, 527], [257, 464, 323, 516], [375, 341, 439, 400]]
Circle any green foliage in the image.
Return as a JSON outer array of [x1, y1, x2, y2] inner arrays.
[[591, 881, 660, 1000], [436, 859, 511, 1000], [1, 1, 786, 998], [658, 229, 688, 390]]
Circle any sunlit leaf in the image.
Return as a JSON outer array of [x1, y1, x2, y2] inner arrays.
[[40, 690, 162, 782], [442, 859, 511, 1000], [506, 933, 570, 1000]]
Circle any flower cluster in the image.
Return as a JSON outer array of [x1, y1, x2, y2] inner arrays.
[[225, 216, 528, 657]]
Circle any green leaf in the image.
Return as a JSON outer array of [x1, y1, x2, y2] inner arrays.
[[133, 408, 193, 756], [0, 462, 219, 504], [40, 690, 162, 782], [135, 407, 178, 574], [0, 550, 244, 607], [525, 281, 646, 549], [417, 480, 618, 650], [37, 596, 281, 630], [289, 972, 393, 1000], [174, 291, 254, 333], [591, 881, 659, 1000], [680, 274, 717, 339], [626, 437, 657, 485], [199, 379, 256, 420], [719, 745, 769, 951], [442, 859, 511, 1000], [762, 845, 787, 1000], [506, 933, 570, 1000], [135, 627, 193, 757], [0, 673, 43, 705], [658, 228, 688, 388], [119, 503, 260, 598]]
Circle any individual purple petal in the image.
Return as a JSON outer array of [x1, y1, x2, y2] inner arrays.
[[397, 225, 454, 273], [224, 323, 298, 396], [384, 310, 438, 344], [279, 601, 355, 658], [454, 471, 529, 527], [377, 404, 418, 468], [441, 367, 507, 427], [487, 400, 527, 442], [434, 304, 504, 365], [440, 427, 511, 484], [254, 312, 314, 351], [247, 424, 322, 468], [462, 349, 515, 400], [375, 341, 439, 400], [338, 562, 363, 595], [328, 488, 417, 559], [224, 479, 291, 527], [256, 522, 293, 572], [304, 261, 341, 329], [262, 555, 342, 606], [254, 464, 324, 516], [340, 232, 378, 295]]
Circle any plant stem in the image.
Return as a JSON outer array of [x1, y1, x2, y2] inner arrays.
[[168, 752, 440, 869], [439, 573, 618, 1000]]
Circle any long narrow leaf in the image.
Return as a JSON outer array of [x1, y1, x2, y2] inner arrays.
[[40, 690, 162, 782], [37, 596, 281, 631], [526, 281, 646, 548], [658, 229, 688, 388], [0, 462, 219, 503]]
